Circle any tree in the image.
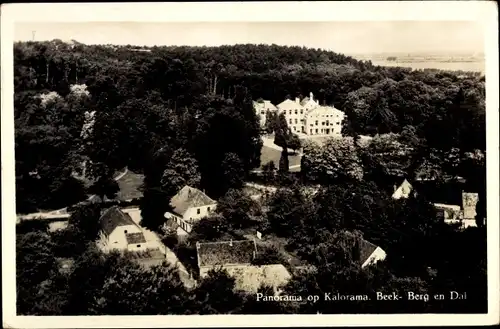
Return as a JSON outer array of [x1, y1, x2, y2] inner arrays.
[[217, 188, 259, 229], [194, 268, 244, 314], [67, 203, 102, 242], [189, 214, 229, 242], [16, 231, 58, 315], [301, 137, 363, 183], [288, 134, 302, 153], [160, 148, 201, 198], [220, 152, 245, 190], [279, 147, 290, 173], [266, 185, 317, 237], [91, 260, 189, 315], [251, 245, 285, 266], [262, 160, 277, 183], [264, 111, 279, 134], [88, 171, 120, 202]]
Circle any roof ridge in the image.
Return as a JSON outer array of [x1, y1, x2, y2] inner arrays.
[[198, 239, 251, 246]]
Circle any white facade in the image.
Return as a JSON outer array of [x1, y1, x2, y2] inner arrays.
[[276, 99, 306, 133], [254, 100, 278, 127], [462, 192, 479, 219], [165, 203, 216, 234], [99, 224, 150, 252], [361, 247, 387, 268], [253, 92, 345, 136], [304, 105, 345, 136], [183, 204, 216, 223]]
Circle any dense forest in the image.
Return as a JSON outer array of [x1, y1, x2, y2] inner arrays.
[[14, 40, 487, 315]]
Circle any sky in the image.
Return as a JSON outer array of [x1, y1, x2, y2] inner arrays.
[[15, 21, 484, 55]]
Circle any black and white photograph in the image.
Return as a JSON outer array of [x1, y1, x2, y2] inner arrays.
[[2, 2, 499, 327]]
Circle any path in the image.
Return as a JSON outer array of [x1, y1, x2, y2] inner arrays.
[[261, 136, 302, 155], [244, 182, 278, 193], [17, 167, 129, 222], [123, 207, 196, 289]]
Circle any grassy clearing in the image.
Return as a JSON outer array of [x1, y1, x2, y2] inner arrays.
[[260, 146, 301, 169], [116, 170, 144, 201]]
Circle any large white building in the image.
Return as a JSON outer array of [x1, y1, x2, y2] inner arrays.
[[254, 92, 345, 137]]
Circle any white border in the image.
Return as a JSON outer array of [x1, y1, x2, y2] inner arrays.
[[2, 2, 499, 328]]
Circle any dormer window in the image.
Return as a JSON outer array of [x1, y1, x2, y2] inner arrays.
[[124, 230, 128, 233], [197, 208, 201, 215]]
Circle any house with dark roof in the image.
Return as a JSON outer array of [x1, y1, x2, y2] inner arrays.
[[195, 240, 292, 293], [163, 186, 217, 235], [98, 206, 149, 252], [356, 238, 387, 268]]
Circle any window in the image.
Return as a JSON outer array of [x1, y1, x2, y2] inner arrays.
[[289, 110, 292, 115], [310, 129, 313, 134], [321, 122, 324, 126], [300, 109, 303, 114], [315, 120, 318, 126], [137, 244, 141, 248], [207, 207, 211, 212], [295, 119, 298, 124], [326, 120, 330, 126], [294, 109, 298, 115], [315, 129, 318, 134], [336, 122, 340, 125], [260, 110, 265, 115], [289, 119, 292, 124], [197, 208, 201, 214]]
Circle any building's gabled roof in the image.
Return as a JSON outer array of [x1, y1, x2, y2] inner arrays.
[[196, 240, 257, 267], [125, 232, 147, 244], [357, 239, 379, 266], [277, 99, 303, 109], [262, 100, 278, 111], [225, 264, 292, 293], [99, 206, 138, 236], [170, 186, 216, 217]]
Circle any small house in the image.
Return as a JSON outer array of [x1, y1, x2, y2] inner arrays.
[[195, 240, 292, 294], [98, 206, 149, 252], [356, 237, 387, 268], [392, 178, 414, 200], [164, 186, 217, 234]]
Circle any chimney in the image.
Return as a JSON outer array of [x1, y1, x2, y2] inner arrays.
[[393, 184, 398, 192], [310, 92, 313, 101], [253, 250, 256, 260], [229, 239, 233, 247], [295, 97, 300, 104]]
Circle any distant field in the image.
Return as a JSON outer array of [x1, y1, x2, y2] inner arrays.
[[260, 145, 301, 170], [116, 170, 144, 201], [370, 60, 485, 74]]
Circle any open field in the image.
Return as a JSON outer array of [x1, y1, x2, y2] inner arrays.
[[116, 170, 144, 201], [260, 145, 301, 170]]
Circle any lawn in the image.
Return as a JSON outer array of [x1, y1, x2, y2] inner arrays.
[[116, 170, 145, 201], [260, 146, 301, 170]]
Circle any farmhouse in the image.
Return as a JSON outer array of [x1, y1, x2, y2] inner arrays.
[[163, 185, 217, 235], [98, 206, 150, 252], [254, 92, 345, 136], [196, 240, 292, 293]]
